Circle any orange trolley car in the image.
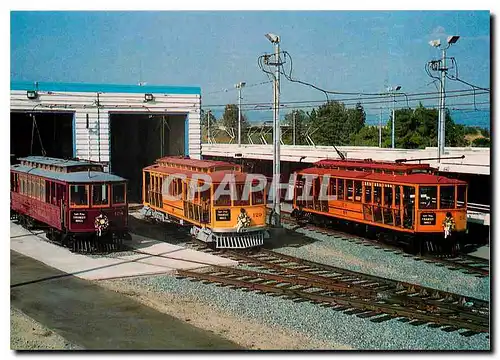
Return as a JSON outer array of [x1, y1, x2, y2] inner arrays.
[[141, 157, 268, 249], [291, 159, 468, 253]]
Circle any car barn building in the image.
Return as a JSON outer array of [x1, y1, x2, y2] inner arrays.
[[10, 81, 202, 201]]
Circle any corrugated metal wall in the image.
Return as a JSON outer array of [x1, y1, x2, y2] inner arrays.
[[10, 85, 202, 169]]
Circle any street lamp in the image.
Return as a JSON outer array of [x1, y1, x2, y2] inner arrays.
[[387, 85, 401, 149], [265, 32, 281, 227], [429, 35, 460, 160], [235, 81, 246, 147]]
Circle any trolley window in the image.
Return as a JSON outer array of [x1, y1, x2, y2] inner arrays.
[[346, 180, 354, 201], [383, 185, 393, 207], [50, 182, 57, 205], [439, 186, 455, 209], [200, 183, 211, 205], [354, 181, 362, 202], [457, 185, 467, 208], [373, 185, 382, 205], [170, 177, 182, 198], [338, 179, 345, 200], [92, 184, 109, 206], [364, 182, 372, 203], [112, 183, 126, 205], [329, 178, 337, 199], [251, 189, 265, 205], [29, 178, 34, 198], [70, 185, 89, 206], [395, 185, 401, 207], [234, 184, 250, 206], [419, 186, 437, 209], [214, 183, 231, 206], [10, 173, 16, 192]]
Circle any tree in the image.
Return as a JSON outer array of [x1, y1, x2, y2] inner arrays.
[[347, 102, 366, 143], [480, 127, 490, 138], [282, 109, 309, 145], [444, 109, 468, 147], [464, 126, 480, 135], [472, 137, 490, 147], [380, 103, 467, 149], [352, 125, 389, 146], [221, 104, 248, 133], [309, 101, 351, 146]]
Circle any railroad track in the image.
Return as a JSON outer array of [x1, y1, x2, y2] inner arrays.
[[16, 219, 489, 337], [280, 214, 490, 278], [180, 246, 490, 337]]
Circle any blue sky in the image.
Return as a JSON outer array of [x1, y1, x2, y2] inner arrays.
[[10, 10, 491, 128]]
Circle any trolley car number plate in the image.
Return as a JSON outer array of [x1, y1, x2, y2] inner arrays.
[[216, 209, 231, 221], [71, 212, 87, 223], [420, 212, 436, 225]]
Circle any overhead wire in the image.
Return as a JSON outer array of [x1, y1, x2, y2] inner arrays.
[[202, 88, 488, 109]]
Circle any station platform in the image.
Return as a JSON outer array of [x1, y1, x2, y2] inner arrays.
[[10, 222, 237, 281]]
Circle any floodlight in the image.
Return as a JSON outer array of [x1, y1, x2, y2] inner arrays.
[[429, 39, 441, 48], [447, 35, 460, 44], [27, 90, 38, 100], [265, 33, 280, 44]]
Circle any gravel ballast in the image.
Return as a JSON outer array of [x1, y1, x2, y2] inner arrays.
[[97, 213, 490, 350], [279, 224, 489, 302], [121, 274, 489, 350]]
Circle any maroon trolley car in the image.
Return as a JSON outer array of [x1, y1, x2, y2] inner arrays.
[[10, 156, 129, 253]]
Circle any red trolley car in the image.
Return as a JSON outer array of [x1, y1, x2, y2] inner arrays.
[[10, 156, 129, 253]]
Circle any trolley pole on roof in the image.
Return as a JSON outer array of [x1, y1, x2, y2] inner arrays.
[[265, 32, 282, 227]]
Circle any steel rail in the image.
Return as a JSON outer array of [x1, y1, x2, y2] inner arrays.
[[177, 267, 489, 336], [280, 214, 489, 277]]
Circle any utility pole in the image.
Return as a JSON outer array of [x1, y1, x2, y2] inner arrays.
[[235, 82, 246, 147], [429, 35, 460, 161], [387, 85, 401, 149], [379, 107, 382, 148], [438, 47, 447, 159], [292, 110, 296, 146], [96, 92, 101, 162], [265, 32, 281, 227], [207, 109, 211, 144], [392, 96, 395, 149]]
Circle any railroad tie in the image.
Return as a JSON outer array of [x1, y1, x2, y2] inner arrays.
[[370, 315, 396, 323], [460, 330, 481, 337], [356, 311, 381, 319], [408, 320, 429, 326], [343, 308, 367, 315]]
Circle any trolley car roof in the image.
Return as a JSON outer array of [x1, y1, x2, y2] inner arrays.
[[144, 164, 253, 183], [298, 167, 467, 185], [155, 156, 236, 169], [11, 164, 127, 183], [314, 159, 435, 172], [17, 156, 99, 168]]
